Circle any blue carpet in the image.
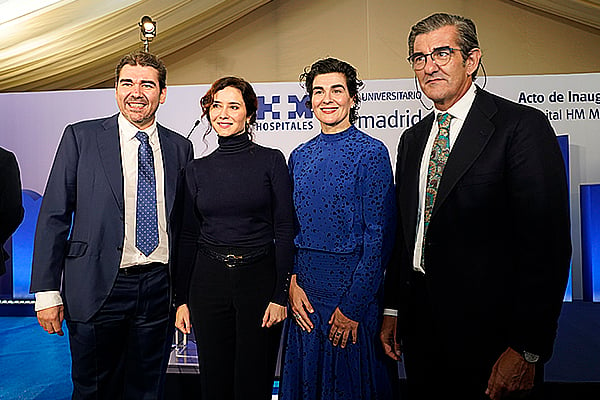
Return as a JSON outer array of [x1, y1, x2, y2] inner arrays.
[[1, 301, 599, 399], [0, 317, 71, 400]]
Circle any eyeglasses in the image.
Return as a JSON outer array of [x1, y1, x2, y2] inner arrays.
[[408, 46, 461, 71]]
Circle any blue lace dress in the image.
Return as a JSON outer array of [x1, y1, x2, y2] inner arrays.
[[280, 126, 396, 400]]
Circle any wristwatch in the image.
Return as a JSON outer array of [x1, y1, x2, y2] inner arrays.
[[522, 350, 540, 364]]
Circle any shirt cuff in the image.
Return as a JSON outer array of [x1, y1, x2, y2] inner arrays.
[[35, 291, 63, 311], [383, 308, 398, 317]]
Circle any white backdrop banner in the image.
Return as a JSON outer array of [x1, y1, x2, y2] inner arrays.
[[0, 73, 598, 299]]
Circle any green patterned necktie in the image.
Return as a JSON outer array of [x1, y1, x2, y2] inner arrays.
[[421, 112, 452, 268]]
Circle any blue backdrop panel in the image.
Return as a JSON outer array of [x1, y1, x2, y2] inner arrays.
[[581, 183, 600, 302], [12, 190, 42, 299], [557, 135, 572, 301]]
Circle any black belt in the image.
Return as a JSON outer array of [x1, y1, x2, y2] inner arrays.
[[198, 244, 272, 268], [119, 262, 167, 276]]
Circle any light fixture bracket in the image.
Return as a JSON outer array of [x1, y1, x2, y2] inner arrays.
[[139, 16, 156, 52]]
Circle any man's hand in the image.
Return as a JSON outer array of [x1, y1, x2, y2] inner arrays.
[[380, 315, 402, 360], [36, 305, 65, 336], [486, 347, 535, 400]]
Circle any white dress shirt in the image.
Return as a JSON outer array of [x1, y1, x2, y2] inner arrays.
[[413, 83, 477, 274], [118, 114, 169, 268]]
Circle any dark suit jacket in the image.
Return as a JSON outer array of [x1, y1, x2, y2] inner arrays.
[[384, 87, 571, 365], [30, 114, 193, 322], [0, 147, 24, 274]]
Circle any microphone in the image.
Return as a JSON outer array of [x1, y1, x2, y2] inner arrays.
[[413, 76, 433, 111], [186, 118, 201, 139]]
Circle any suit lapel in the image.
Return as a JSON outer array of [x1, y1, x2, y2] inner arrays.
[[433, 89, 497, 217], [158, 125, 177, 218], [97, 115, 124, 212]]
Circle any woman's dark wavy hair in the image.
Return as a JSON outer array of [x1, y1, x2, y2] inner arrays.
[[200, 76, 258, 135], [299, 57, 364, 124]]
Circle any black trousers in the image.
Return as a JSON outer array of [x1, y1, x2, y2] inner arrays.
[[400, 271, 543, 400], [188, 248, 282, 400], [67, 263, 173, 400]]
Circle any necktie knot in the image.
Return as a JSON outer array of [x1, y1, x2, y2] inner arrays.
[[135, 131, 149, 144], [437, 112, 452, 131]]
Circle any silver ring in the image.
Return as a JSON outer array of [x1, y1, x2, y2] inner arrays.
[[335, 331, 342, 336], [294, 313, 301, 319]]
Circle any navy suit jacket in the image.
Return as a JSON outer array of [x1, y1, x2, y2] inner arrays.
[[384, 87, 571, 363], [30, 114, 193, 322]]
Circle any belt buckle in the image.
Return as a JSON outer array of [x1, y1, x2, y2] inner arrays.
[[224, 254, 242, 268], [121, 265, 140, 275]]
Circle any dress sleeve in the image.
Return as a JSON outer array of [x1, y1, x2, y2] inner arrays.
[[269, 150, 295, 305], [287, 149, 301, 275], [383, 132, 409, 312], [338, 142, 396, 321], [172, 164, 201, 307]]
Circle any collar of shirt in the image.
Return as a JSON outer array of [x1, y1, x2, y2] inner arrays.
[[433, 82, 477, 143], [117, 113, 159, 145]]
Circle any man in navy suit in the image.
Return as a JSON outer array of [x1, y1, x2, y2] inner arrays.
[[380, 13, 571, 400], [30, 51, 193, 399]]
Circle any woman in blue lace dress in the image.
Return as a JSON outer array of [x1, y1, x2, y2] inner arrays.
[[280, 58, 396, 399]]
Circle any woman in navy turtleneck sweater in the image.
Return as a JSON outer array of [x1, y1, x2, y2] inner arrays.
[[173, 77, 295, 400]]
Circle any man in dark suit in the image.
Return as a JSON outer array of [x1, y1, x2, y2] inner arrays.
[[0, 146, 24, 276], [30, 51, 193, 399], [379, 13, 571, 400]]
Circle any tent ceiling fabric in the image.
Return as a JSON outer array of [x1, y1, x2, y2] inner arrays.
[[0, 0, 270, 92], [1, 0, 597, 92], [509, 0, 600, 30]]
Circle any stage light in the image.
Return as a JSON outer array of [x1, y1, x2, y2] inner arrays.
[[139, 16, 156, 52]]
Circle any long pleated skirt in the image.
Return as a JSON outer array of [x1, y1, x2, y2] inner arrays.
[[279, 248, 393, 400]]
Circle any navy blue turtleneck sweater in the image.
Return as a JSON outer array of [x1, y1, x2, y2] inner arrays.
[[173, 132, 295, 306]]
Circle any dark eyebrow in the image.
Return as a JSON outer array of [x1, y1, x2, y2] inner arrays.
[[212, 100, 242, 106], [313, 84, 346, 91], [411, 45, 452, 57], [118, 78, 157, 86]]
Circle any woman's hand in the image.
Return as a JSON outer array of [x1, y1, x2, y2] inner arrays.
[[289, 274, 315, 332], [175, 304, 192, 334], [262, 302, 287, 328], [328, 307, 359, 348]]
